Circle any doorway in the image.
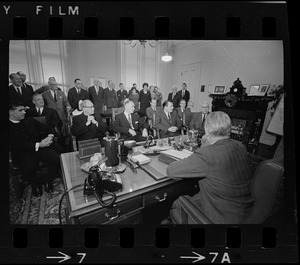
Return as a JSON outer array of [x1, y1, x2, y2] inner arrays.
[[180, 62, 202, 111]]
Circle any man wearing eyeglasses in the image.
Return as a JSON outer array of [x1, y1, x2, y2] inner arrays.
[[71, 100, 107, 145]]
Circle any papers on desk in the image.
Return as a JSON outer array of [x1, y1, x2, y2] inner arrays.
[[128, 153, 151, 165], [158, 149, 193, 165]]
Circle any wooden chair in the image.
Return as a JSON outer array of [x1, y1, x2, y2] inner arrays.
[[170, 156, 284, 224]]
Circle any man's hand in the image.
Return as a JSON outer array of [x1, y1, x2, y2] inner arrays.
[[168, 126, 178, 133], [91, 116, 98, 126], [39, 137, 53, 148], [142, 128, 148, 137], [129, 129, 137, 136], [86, 115, 94, 126]]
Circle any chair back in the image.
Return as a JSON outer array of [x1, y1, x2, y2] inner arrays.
[[112, 107, 124, 123], [246, 156, 284, 224]]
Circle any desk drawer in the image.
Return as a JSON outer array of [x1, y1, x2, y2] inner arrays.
[[78, 196, 143, 224], [145, 181, 199, 207]]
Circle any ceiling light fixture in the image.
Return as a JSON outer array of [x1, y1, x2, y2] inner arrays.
[[161, 41, 172, 62]]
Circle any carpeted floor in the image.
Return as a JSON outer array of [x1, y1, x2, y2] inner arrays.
[[9, 177, 67, 225]]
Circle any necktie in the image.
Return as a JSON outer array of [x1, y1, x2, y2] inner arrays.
[[173, 93, 175, 100], [183, 112, 186, 125], [128, 114, 133, 129], [17, 87, 22, 95], [54, 91, 57, 102], [182, 90, 185, 98], [77, 88, 80, 94], [168, 113, 172, 124], [95, 86, 98, 95], [38, 108, 42, 115]]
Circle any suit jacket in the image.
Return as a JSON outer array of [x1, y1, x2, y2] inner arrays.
[[103, 88, 118, 109], [70, 113, 107, 142], [190, 111, 210, 131], [9, 117, 55, 165], [146, 106, 163, 121], [176, 107, 194, 128], [22, 83, 34, 94], [167, 91, 181, 108], [113, 112, 148, 138], [67, 87, 89, 111], [88, 85, 104, 114], [26, 106, 61, 130], [117, 89, 128, 107], [177, 89, 190, 107], [154, 109, 182, 134], [42, 89, 70, 121], [9, 84, 33, 108], [167, 139, 254, 224]]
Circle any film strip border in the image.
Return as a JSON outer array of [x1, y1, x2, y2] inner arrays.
[[0, 2, 290, 39], [0, 225, 298, 263], [0, 1, 297, 263]]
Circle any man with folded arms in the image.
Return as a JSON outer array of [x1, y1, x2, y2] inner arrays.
[[71, 100, 107, 146], [9, 101, 62, 197], [114, 100, 149, 141], [154, 100, 182, 138]]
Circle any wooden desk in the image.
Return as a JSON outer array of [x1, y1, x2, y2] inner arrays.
[[60, 148, 198, 224]]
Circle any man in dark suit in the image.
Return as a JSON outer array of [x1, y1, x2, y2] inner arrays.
[[26, 93, 61, 132], [176, 99, 194, 130], [71, 100, 107, 145], [177, 83, 190, 108], [67, 78, 89, 112], [9, 73, 34, 108], [103, 80, 118, 114], [117, 83, 128, 108], [167, 85, 180, 108], [9, 101, 62, 197], [166, 111, 253, 224], [114, 100, 149, 141], [190, 101, 210, 137], [88, 78, 104, 120], [42, 78, 71, 139], [154, 100, 182, 138], [17, 71, 34, 95]]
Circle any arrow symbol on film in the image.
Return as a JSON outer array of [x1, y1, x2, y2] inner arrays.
[[46, 251, 72, 263], [180, 251, 206, 263]]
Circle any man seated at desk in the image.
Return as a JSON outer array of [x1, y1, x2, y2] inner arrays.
[[164, 111, 253, 224], [71, 100, 107, 145], [9, 101, 62, 197], [176, 99, 193, 131], [154, 100, 182, 138], [189, 101, 210, 137], [113, 100, 149, 141]]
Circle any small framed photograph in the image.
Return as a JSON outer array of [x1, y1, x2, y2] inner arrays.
[[259, 84, 270, 96], [249, 84, 260, 96], [213, 85, 226, 94]]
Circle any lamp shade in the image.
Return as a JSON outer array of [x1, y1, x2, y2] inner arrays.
[[161, 53, 172, 62]]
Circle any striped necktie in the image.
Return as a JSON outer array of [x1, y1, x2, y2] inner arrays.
[[168, 113, 172, 123]]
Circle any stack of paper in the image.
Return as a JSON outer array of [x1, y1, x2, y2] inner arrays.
[[158, 149, 192, 165], [128, 153, 151, 165]]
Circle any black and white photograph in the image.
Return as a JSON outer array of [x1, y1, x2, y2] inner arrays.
[[8, 39, 292, 227]]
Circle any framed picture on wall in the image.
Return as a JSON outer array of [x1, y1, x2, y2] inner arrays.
[[259, 84, 270, 96], [213, 85, 226, 94], [90, 77, 106, 88], [249, 84, 260, 96]]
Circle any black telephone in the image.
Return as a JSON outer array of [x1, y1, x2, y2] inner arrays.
[[83, 165, 123, 208]]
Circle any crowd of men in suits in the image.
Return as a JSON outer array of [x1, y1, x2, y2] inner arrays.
[[8, 71, 210, 197]]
